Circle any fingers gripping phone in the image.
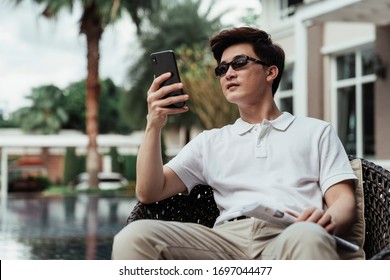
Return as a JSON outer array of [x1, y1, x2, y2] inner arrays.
[[150, 50, 186, 108]]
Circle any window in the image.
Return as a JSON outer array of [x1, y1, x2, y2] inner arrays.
[[280, 0, 304, 19], [277, 63, 294, 114], [334, 48, 376, 158]]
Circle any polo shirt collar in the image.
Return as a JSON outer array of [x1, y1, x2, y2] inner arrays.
[[232, 112, 296, 135], [269, 112, 296, 131], [232, 118, 256, 135]]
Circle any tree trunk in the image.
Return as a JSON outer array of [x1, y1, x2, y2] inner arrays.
[[81, 3, 103, 189], [41, 146, 50, 178]]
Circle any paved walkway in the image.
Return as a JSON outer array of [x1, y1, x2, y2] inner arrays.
[[0, 193, 137, 260]]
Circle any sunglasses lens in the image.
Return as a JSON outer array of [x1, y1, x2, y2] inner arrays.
[[231, 56, 248, 70], [215, 56, 249, 77], [215, 64, 228, 76]]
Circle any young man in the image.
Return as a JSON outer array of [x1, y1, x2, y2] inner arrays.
[[112, 27, 357, 260]]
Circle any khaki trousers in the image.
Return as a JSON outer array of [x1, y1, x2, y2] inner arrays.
[[112, 218, 339, 260]]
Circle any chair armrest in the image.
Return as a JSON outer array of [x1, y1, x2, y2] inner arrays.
[[369, 245, 390, 260], [126, 185, 219, 228]]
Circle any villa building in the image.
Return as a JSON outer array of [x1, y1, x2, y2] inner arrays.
[[260, 0, 390, 168]]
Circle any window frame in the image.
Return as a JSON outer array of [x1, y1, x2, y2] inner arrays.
[[331, 46, 376, 159], [276, 62, 294, 114], [280, 0, 304, 19]]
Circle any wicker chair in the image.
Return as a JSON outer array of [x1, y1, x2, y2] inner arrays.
[[127, 155, 390, 260]]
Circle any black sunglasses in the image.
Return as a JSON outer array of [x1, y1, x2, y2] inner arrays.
[[215, 55, 271, 77]]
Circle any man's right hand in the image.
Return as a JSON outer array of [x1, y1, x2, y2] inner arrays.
[[146, 72, 189, 130], [135, 72, 189, 204]]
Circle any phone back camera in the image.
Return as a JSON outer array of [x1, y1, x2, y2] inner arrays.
[[152, 57, 157, 64]]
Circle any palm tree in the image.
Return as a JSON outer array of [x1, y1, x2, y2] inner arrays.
[[12, 85, 68, 134], [14, 0, 158, 188], [62, 78, 130, 134], [122, 0, 223, 136], [177, 45, 239, 129]]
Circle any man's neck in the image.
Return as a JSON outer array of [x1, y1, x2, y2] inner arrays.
[[238, 102, 282, 124]]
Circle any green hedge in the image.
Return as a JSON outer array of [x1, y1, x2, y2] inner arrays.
[[122, 155, 137, 181], [63, 147, 86, 185]]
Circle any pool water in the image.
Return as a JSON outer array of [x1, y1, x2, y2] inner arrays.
[[0, 194, 137, 260]]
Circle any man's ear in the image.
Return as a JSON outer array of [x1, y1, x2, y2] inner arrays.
[[266, 65, 279, 82]]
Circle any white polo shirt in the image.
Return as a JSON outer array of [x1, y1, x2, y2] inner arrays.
[[165, 112, 357, 226]]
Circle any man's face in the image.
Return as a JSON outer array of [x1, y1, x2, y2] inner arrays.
[[218, 43, 270, 107]]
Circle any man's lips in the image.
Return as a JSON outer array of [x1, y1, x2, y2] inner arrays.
[[226, 82, 239, 90]]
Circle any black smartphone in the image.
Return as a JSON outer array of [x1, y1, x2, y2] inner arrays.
[[150, 50, 186, 108]]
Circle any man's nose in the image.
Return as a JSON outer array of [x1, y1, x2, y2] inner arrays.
[[225, 64, 236, 79]]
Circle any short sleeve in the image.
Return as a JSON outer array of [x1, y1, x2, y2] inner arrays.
[[318, 124, 357, 193], [165, 132, 206, 193]]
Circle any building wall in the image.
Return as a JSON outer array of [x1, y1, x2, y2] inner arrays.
[[375, 25, 390, 159], [275, 35, 295, 59], [47, 155, 63, 184], [323, 22, 375, 50], [261, 1, 390, 166], [307, 23, 324, 119], [321, 22, 375, 125]]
